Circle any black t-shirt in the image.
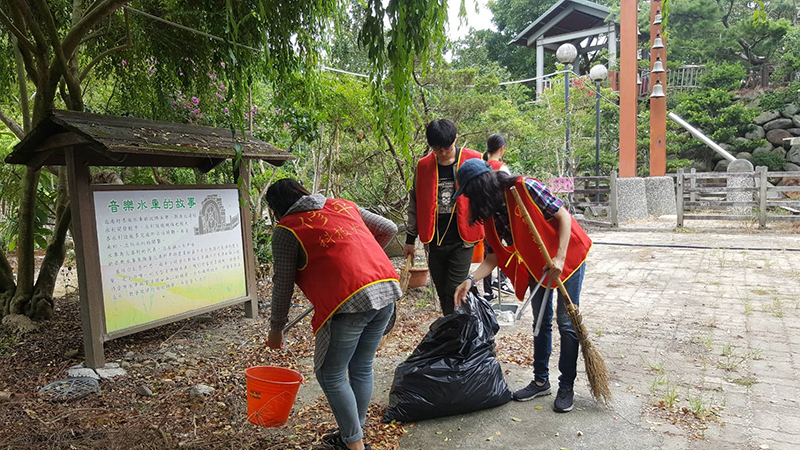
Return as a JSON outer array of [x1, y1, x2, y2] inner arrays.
[[436, 161, 461, 244]]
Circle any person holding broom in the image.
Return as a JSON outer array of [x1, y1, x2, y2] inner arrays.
[[404, 119, 485, 316], [266, 178, 401, 450], [452, 159, 592, 413]]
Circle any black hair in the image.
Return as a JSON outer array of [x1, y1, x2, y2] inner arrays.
[[462, 170, 521, 225], [484, 133, 506, 160], [426, 119, 458, 148], [266, 178, 311, 219]]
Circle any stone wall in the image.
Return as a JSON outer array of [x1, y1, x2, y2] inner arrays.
[[710, 104, 800, 172]]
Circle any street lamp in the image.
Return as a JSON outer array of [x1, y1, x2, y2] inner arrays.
[[590, 64, 608, 202], [556, 43, 578, 178]]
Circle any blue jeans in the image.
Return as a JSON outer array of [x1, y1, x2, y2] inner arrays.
[[316, 304, 394, 444], [529, 263, 585, 390]]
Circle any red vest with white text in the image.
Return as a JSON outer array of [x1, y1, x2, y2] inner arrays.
[[484, 178, 592, 301], [278, 199, 399, 333], [416, 148, 485, 244]]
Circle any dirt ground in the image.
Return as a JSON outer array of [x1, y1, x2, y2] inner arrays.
[[1, 223, 800, 449]]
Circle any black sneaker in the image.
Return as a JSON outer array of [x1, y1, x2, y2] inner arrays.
[[512, 380, 551, 402], [494, 281, 515, 295], [322, 429, 343, 448], [553, 387, 574, 413], [322, 431, 371, 450]]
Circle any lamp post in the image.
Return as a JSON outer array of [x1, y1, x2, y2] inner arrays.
[[556, 43, 578, 178], [589, 64, 608, 202]]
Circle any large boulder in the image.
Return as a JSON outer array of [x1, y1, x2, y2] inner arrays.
[[714, 159, 731, 172], [752, 141, 773, 155], [745, 125, 766, 140], [735, 152, 752, 161], [733, 137, 753, 150], [764, 118, 795, 131], [784, 162, 800, 172], [788, 128, 800, 137], [794, 115, 800, 128], [787, 146, 800, 165], [782, 104, 799, 118], [766, 128, 792, 146], [772, 147, 787, 159], [1, 314, 38, 335], [691, 159, 713, 172], [755, 110, 781, 125]]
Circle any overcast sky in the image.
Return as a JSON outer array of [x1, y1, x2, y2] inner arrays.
[[447, 0, 496, 41]]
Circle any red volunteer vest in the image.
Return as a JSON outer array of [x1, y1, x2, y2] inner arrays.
[[416, 148, 485, 244], [277, 199, 399, 333], [487, 160, 504, 170], [484, 178, 592, 301]]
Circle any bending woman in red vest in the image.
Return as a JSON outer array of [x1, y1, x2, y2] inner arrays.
[[266, 179, 401, 450], [452, 160, 592, 414]]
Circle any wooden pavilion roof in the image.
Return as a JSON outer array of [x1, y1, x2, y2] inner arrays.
[[5, 110, 293, 171]]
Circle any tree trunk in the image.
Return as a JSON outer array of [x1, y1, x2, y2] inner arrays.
[[7, 167, 41, 316], [29, 167, 71, 319]]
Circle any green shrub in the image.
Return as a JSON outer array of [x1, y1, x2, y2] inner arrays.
[[751, 151, 785, 171], [252, 218, 273, 265], [698, 63, 746, 91], [759, 82, 800, 112], [666, 158, 693, 173]]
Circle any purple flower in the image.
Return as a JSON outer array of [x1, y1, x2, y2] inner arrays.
[[192, 109, 201, 115], [191, 96, 199, 106], [221, 62, 226, 68], [121, 60, 127, 67], [179, 72, 184, 76], [224, 107, 230, 114], [218, 83, 226, 91]]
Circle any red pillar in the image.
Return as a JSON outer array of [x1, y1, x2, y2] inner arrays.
[[649, 0, 667, 176], [619, 0, 638, 178]]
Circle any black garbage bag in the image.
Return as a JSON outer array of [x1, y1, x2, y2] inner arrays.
[[383, 289, 512, 423]]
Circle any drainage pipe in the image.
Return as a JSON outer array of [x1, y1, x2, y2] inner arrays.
[[668, 112, 736, 162]]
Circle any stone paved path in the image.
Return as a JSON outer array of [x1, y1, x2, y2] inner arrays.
[[395, 228, 800, 450]]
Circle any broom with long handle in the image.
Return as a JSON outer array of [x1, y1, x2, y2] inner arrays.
[[509, 187, 611, 403]]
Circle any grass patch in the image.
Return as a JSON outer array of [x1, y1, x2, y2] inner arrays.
[[730, 376, 758, 387], [662, 385, 678, 408], [762, 298, 784, 318]]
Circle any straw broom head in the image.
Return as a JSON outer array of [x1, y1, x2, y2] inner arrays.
[[566, 303, 612, 403]]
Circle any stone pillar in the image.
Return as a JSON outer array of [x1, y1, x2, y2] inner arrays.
[[615, 177, 649, 221], [727, 159, 755, 216], [644, 176, 677, 217]]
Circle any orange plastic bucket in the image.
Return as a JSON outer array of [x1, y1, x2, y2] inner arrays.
[[245, 366, 304, 427]]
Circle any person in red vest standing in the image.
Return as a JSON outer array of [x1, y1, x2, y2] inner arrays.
[[484, 133, 511, 173], [481, 133, 513, 300], [404, 119, 485, 315], [452, 159, 592, 414], [266, 178, 400, 450]]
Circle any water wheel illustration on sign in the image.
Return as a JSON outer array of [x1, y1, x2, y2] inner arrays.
[[195, 194, 240, 235]]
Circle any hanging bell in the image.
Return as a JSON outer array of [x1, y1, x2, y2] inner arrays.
[[652, 57, 665, 74], [650, 80, 665, 98], [653, 12, 662, 25], [652, 34, 665, 49]]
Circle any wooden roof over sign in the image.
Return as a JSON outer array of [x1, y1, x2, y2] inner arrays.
[[5, 110, 294, 171]]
